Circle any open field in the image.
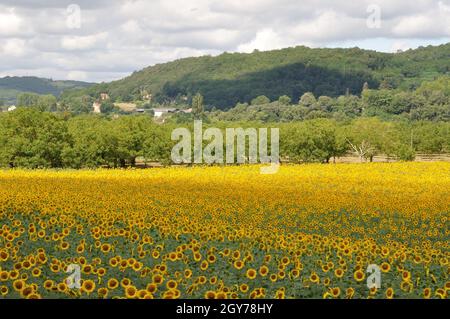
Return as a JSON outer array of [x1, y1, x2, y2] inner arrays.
[[333, 154, 450, 164], [0, 163, 449, 299]]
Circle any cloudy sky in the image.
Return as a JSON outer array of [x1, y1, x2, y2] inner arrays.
[[1, 0, 449, 82]]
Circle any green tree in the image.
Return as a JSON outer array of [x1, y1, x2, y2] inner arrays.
[[0, 108, 71, 168], [251, 95, 270, 105], [299, 92, 317, 108], [100, 100, 117, 114], [17, 92, 40, 107], [192, 93, 204, 118], [278, 95, 292, 105]]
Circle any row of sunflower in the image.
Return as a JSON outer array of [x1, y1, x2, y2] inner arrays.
[[0, 162, 448, 299]]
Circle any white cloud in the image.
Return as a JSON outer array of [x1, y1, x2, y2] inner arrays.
[[0, 8, 23, 36], [66, 70, 88, 81], [393, 15, 449, 37], [1, 39, 27, 57], [237, 29, 293, 53], [391, 40, 413, 52], [61, 32, 108, 50]]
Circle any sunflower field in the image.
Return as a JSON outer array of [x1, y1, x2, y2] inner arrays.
[[0, 162, 449, 299]]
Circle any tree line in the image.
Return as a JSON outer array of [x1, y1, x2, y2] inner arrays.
[[28, 76, 447, 124], [0, 108, 448, 169], [205, 76, 449, 122]]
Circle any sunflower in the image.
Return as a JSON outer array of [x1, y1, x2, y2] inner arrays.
[[137, 289, 148, 299], [200, 260, 209, 271], [143, 293, 154, 299], [20, 286, 34, 298], [97, 288, 108, 298], [291, 269, 300, 279], [107, 278, 119, 290], [259, 265, 269, 277], [81, 280, 96, 294], [125, 285, 137, 299], [132, 262, 143, 272], [0, 286, 9, 296], [385, 287, 394, 299], [204, 291, 216, 299], [310, 272, 320, 283], [166, 280, 178, 290], [232, 251, 240, 260], [380, 262, 390, 273], [9, 270, 19, 280], [269, 274, 277, 283], [423, 288, 432, 299], [246, 269, 257, 280], [22, 260, 31, 270], [82, 264, 93, 275], [13, 279, 25, 292], [330, 287, 341, 298], [57, 282, 68, 293], [152, 274, 163, 285], [184, 269, 192, 279], [345, 287, 355, 299], [0, 271, 9, 282], [334, 268, 344, 278], [193, 253, 202, 262], [0, 250, 8, 261], [101, 243, 111, 253], [275, 289, 285, 299], [240, 284, 249, 293], [401, 270, 411, 282], [435, 288, 446, 299], [168, 252, 177, 261], [109, 258, 118, 267], [233, 260, 244, 270], [31, 268, 42, 277], [216, 292, 227, 299], [43, 280, 54, 290], [400, 281, 412, 292], [146, 283, 157, 294], [353, 270, 365, 282], [281, 256, 290, 266], [97, 267, 106, 277]]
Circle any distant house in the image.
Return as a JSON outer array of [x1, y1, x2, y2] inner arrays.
[[100, 93, 110, 101], [153, 108, 177, 118], [7, 105, 16, 112], [141, 90, 152, 101], [92, 101, 101, 113], [135, 108, 146, 113]]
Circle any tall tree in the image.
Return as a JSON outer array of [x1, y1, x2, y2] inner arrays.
[[192, 93, 204, 119]]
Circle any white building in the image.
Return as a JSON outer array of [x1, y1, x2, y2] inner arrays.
[[92, 101, 101, 113], [153, 108, 177, 118], [7, 105, 16, 112]]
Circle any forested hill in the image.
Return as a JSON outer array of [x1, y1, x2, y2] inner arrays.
[[0, 76, 93, 105], [70, 43, 450, 109]]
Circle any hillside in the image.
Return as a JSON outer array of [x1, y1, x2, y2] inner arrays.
[[67, 43, 449, 109], [0, 76, 93, 105]]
